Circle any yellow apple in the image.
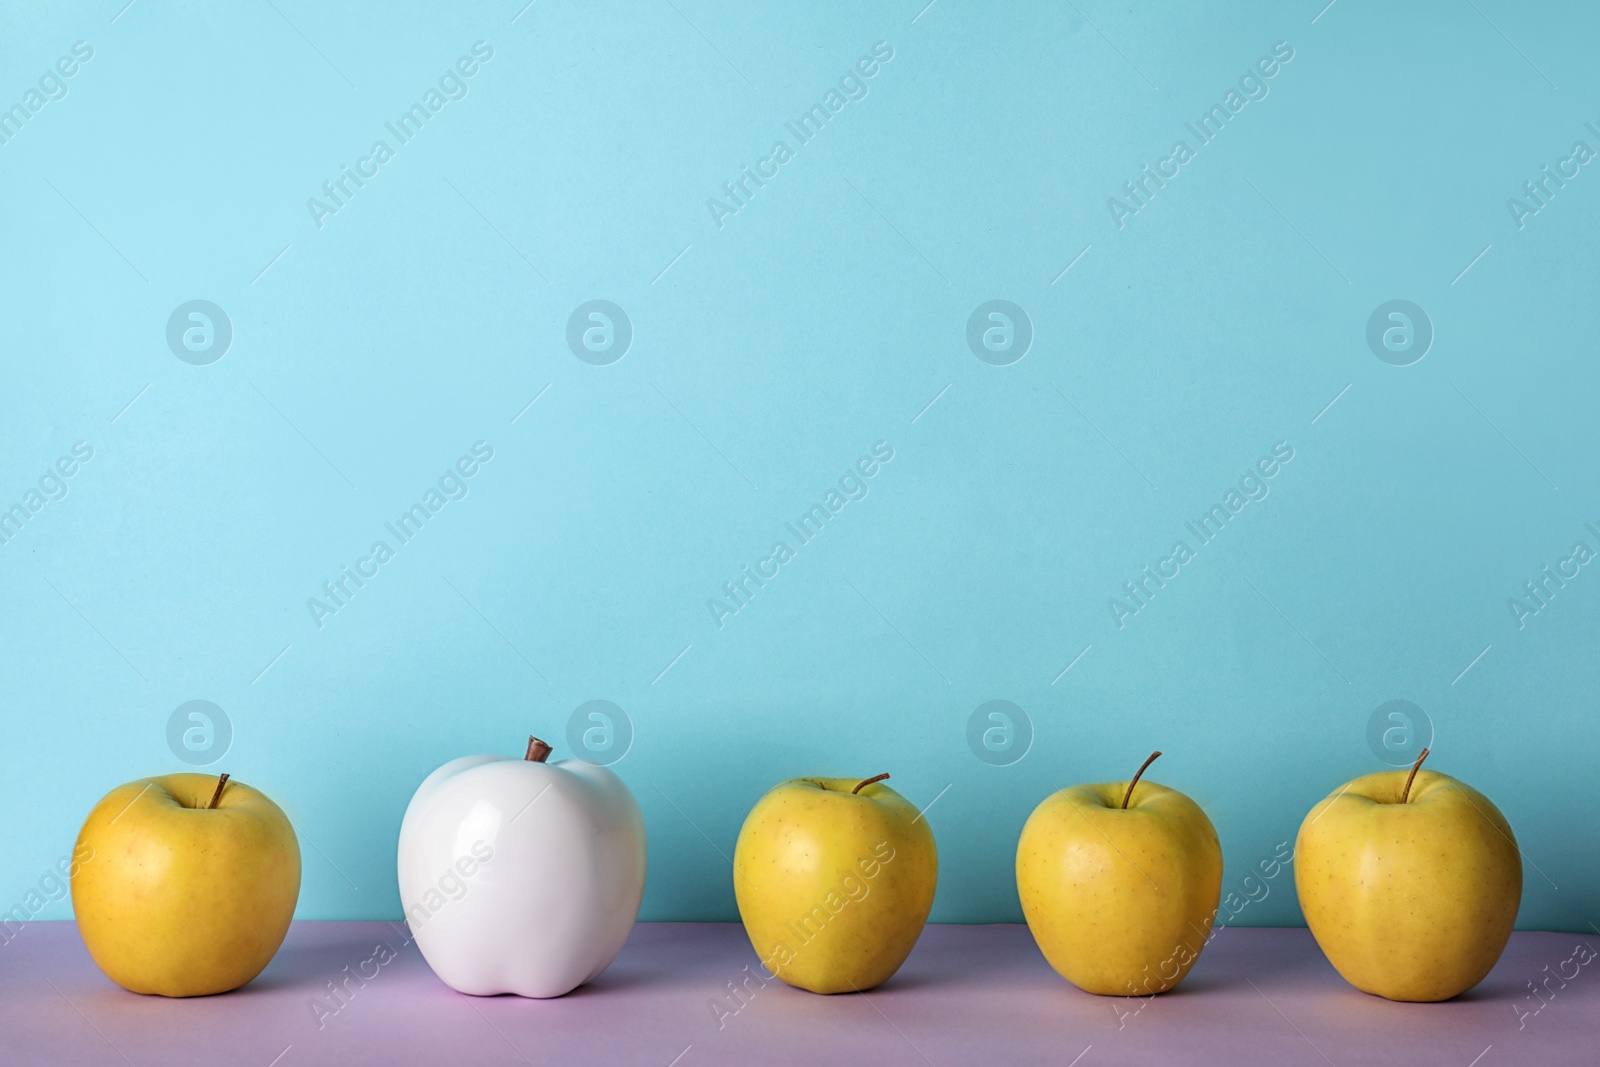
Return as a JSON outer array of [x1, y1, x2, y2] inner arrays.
[[72, 773, 301, 996], [733, 773, 937, 993], [1016, 752, 1222, 996], [1294, 750, 1521, 1001]]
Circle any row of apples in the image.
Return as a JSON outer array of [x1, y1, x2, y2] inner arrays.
[[68, 738, 1517, 1003]]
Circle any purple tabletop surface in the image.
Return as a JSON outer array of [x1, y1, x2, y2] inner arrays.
[[1, 921, 1593, 1066]]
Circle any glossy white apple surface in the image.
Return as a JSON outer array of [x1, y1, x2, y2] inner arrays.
[[397, 742, 646, 998]]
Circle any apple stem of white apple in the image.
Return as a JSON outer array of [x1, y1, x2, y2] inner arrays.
[[207, 773, 229, 810], [1121, 752, 1161, 810], [1399, 747, 1430, 804], [525, 736, 553, 763], [852, 773, 890, 795]]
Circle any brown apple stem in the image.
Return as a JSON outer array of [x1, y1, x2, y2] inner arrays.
[[525, 736, 553, 763], [207, 773, 230, 810], [1399, 747, 1430, 804], [852, 773, 890, 795], [1121, 751, 1162, 810]]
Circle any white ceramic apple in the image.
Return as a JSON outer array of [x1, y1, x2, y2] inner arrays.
[[397, 736, 646, 997]]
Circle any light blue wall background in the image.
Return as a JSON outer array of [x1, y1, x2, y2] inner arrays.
[[2, 0, 1595, 930]]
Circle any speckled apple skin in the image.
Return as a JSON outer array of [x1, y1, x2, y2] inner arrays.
[[72, 774, 301, 997], [1016, 780, 1222, 996], [1294, 768, 1522, 1002], [732, 778, 937, 994]]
